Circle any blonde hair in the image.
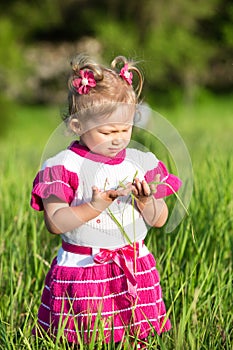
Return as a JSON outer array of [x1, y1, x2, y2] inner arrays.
[[64, 54, 143, 123]]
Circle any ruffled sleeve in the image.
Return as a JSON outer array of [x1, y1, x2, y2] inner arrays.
[[31, 165, 79, 211], [144, 160, 182, 199]]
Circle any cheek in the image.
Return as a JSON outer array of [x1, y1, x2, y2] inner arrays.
[[88, 133, 107, 147], [80, 132, 96, 148], [124, 131, 132, 140]]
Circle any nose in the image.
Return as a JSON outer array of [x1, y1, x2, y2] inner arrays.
[[112, 133, 122, 145], [112, 138, 120, 145]]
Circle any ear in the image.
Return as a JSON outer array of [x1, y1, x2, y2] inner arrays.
[[69, 118, 82, 135]]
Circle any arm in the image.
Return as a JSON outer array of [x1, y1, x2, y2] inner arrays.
[[43, 185, 133, 234], [132, 178, 168, 227]]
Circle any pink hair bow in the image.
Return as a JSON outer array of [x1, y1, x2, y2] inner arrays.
[[73, 70, 96, 94], [119, 64, 133, 85]]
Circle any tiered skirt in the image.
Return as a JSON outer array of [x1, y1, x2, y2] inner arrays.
[[34, 252, 171, 344]]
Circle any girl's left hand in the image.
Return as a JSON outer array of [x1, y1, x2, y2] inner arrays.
[[132, 176, 159, 204], [132, 175, 168, 227]]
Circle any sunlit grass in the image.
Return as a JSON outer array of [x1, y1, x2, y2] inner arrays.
[[0, 95, 232, 349]]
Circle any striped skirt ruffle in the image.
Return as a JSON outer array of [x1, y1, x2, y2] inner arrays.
[[34, 253, 171, 344]]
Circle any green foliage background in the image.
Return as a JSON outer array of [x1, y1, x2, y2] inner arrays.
[[0, 0, 232, 105]]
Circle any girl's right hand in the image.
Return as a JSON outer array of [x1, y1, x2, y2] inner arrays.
[[43, 183, 133, 234], [90, 183, 132, 213]]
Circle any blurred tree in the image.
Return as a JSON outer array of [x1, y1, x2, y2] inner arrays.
[[92, 0, 227, 104], [197, 0, 233, 93], [0, 0, 232, 107]]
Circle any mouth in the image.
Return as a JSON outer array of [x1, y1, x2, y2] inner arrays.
[[108, 148, 121, 152]]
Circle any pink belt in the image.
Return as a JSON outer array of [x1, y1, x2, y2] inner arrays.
[[62, 240, 144, 297]]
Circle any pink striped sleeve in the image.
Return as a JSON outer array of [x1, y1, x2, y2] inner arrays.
[[144, 161, 182, 199], [30, 165, 79, 211]]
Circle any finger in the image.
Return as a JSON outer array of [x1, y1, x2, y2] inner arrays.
[[134, 178, 143, 196], [92, 186, 100, 197], [155, 174, 161, 183], [150, 183, 157, 194], [116, 184, 133, 197], [131, 185, 138, 196], [141, 180, 151, 196], [108, 190, 119, 199]]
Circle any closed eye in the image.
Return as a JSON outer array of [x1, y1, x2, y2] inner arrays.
[[101, 130, 129, 134], [98, 127, 131, 135]]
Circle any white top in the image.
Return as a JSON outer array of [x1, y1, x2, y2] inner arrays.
[[31, 142, 182, 249]]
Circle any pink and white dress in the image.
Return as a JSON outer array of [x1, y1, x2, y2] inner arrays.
[[31, 141, 182, 344]]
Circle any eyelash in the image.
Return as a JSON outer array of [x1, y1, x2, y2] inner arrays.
[[100, 130, 129, 135]]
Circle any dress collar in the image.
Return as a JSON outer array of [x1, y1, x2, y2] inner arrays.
[[68, 141, 126, 165]]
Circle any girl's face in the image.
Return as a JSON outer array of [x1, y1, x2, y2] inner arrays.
[[72, 105, 135, 158]]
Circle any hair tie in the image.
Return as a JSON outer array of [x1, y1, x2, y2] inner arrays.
[[111, 56, 143, 95], [119, 64, 133, 85], [72, 69, 96, 95]]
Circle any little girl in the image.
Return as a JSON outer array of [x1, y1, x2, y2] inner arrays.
[[31, 54, 182, 348]]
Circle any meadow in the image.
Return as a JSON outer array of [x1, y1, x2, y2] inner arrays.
[[0, 94, 232, 349]]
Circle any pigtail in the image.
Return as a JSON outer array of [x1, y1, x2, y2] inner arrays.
[[111, 56, 144, 98], [70, 54, 103, 81], [68, 54, 104, 96]]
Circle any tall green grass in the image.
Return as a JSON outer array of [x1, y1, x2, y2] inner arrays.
[[0, 95, 232, 349]]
